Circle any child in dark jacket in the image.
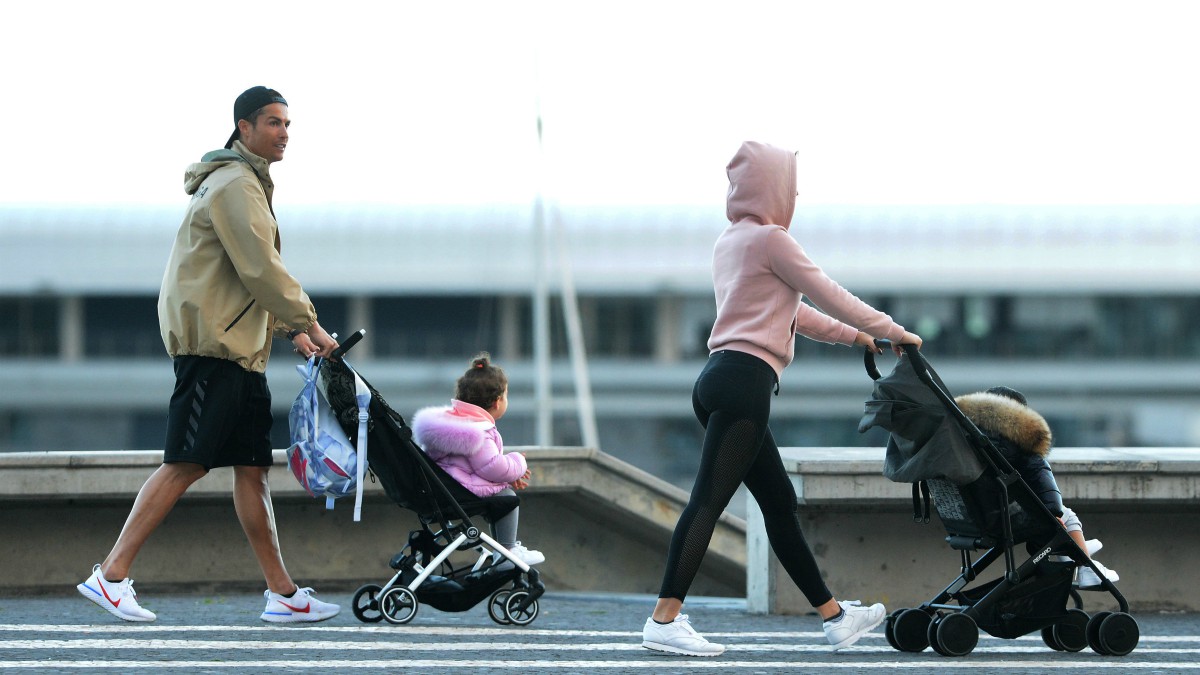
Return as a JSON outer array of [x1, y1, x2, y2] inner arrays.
[[410, 353, 544, 568], [955, 386, 1118, 588]]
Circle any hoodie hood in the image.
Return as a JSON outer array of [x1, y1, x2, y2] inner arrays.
[[184, 141, 270, 196], [955, 391, 1053, 458], [726, 141, 796, 230]]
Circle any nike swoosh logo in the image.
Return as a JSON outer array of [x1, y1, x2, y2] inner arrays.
[[279, 601, 310, 613], [99, 581, 121, 608]]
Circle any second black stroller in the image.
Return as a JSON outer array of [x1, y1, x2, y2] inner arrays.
[[322, 331, 545, 626], [858, 342, 1138, 657]]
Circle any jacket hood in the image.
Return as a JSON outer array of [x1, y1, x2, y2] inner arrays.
[[726, 141, 796, 230], [410, 405, 490, 458], [955, 391, 1053, 457], [183, 141, 269, 195]]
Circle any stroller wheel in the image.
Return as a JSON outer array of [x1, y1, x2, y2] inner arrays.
[[1087, 611, 1113, 655], [380, 587, 419, 625], [931, 612, 977, 657], [927, 615, 949, 656], [1041, 625, 1065, 651], [351, 584, 384, 623], [1052, 608, 1090, 652], [1095, 612, 1139, 657], [488, 590, 513, 625], [883, 609, 903, 650], [504, 590, 540, 626], [893, 608, 932, 652]]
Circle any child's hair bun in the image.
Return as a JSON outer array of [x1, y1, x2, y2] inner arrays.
[[471, 352, 492, 369]]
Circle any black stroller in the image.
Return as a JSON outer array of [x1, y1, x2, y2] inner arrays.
[[322, 331, 545, 626], [859, 342, 1138, 657]]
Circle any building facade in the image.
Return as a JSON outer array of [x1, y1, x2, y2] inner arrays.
[[2, 203, 1199, 492]]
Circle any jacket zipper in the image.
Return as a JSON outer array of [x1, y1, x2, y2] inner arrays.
[[224, 300, 256, 332]]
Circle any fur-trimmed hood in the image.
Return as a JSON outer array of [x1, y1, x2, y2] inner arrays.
[[954, 391, 1052, 458]]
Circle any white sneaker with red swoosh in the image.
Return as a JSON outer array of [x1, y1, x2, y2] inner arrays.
[[77, 564, 156, 622], [261, 586, 341, 623]]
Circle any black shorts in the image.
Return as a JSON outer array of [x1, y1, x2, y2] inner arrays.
[[163, 355, 274, 470]]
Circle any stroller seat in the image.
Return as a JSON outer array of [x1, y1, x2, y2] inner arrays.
[[319, 353, 545, 627]]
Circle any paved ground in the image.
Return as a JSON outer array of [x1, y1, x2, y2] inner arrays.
[[1, 590, 1197, 673]]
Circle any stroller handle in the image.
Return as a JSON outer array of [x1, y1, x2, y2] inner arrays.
[[330, 329, 366, 360], [864, 339, 923, 381]]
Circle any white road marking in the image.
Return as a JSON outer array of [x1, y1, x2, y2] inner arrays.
[[0, 639, 1198, 654], [0, 660, 1197, 670]]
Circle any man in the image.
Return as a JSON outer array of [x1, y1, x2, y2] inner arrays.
[[77, 86, 341, 624]]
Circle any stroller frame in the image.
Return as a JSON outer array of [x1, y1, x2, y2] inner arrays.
[[324, 332, 546, 626], [865, 342, 1138, 657]]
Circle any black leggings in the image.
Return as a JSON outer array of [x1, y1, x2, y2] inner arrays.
[[657, 350, 833, 608]]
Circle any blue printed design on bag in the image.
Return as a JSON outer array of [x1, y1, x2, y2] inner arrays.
[[287, 357, 368, 518]]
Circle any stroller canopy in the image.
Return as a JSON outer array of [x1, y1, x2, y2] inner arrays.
[[858, 353, 985, 486]]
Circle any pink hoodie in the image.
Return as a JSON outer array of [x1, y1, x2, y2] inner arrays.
[[410, 399, 527, 497], [707, 141, 906, 378]]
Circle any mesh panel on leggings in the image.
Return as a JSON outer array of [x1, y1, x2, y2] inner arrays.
[[659, 418, 759, 600]]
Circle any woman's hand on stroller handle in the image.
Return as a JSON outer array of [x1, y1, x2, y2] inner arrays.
[[869, 332, 922, 356], [864, 332, 924, 380]]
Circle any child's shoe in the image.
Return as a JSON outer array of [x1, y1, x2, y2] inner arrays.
[[1076, 560, 1119, 588], [823, 600, 885, 650], [508, 542, 545, 566], [492, 542, 545, 570], [260, 586, 340, 623], [642, 614, 725, 656], [77, 564, 156, 622]]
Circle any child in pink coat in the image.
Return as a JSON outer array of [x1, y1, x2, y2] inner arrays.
[[411, 353, 544, 567]]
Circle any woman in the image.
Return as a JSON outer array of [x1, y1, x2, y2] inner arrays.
[[641, 141, 923, 657]]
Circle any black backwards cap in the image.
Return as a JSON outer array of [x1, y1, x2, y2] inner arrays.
[[225, 86, 288, 149]]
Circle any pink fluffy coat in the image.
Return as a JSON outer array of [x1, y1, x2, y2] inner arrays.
[[410, 400, 527, 497]]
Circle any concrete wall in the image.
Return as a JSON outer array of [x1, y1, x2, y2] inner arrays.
[[0, 447, 746, 598], [747, 447, 1200, 614]]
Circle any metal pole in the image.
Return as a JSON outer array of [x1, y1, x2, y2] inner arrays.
[[550, 204, 600, 450]]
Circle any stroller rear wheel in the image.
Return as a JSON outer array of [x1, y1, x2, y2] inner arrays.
[[504, 590, 540, 626], [1088, 611, 1139, 656], [1053, 608, 1090, 652], [891, 608, 931, 652], [381, 587, 419, 625], [351, 584, 384, 623], [883, 609, 903, 650], [488, 590, 513, 625], [929, 612, 978, 657]]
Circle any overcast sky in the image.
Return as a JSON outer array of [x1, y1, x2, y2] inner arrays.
[[3, 0, 1198, 209]]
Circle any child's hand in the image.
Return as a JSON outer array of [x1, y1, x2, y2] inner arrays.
[[511, 469, 532, 490]]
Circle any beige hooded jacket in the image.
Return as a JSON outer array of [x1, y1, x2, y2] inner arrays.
[[158, 140, 316, 373]]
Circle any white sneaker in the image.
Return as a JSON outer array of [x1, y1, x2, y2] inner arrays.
[[642, 614, 725, 656], [1085, 539, 1103, 556], [77, 564, 156, 622], [261, 586, 340, 623], [1076, 560, 1119, 588], [823, 600, 885, 650], [508, 542, 545, 566]]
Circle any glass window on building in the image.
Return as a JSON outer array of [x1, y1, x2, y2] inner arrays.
[[1011, 296, 1100, 359], [0, 297, 59, 357], [373, 296, 503, 358], [307, 295, 348, 338], [1100, 296, 1200, 359], [586, 297, 655, 357], [84, 296, 161, 357]]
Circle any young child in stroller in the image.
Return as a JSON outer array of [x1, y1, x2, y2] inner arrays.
[[954, 386, 1119, 588], [410, 353, 545, 569]]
